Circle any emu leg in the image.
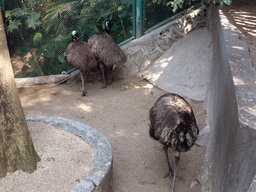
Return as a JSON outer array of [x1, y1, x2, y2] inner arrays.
[[99, 63, 107, 89], [80, 71, 87, 96], [106, 64, 116, 85], [171, 152, 181, 192], [163, 145, 174, 178]]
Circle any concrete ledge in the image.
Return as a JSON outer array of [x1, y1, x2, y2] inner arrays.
[[25, 116, 113, 192], [15, 74, 70, 88]]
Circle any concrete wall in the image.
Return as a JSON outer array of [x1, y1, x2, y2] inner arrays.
[[117, 6, 206, 78], [203, 4, 256, 192]]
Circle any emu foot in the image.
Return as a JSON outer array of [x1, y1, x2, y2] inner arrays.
[[164, 169, 174, 179], [100, 83, 107, 89], [106, 74, 113, 85], [81, 90, 87, 96], [106, 79, 113, 85], [78, 88, 87, 96]]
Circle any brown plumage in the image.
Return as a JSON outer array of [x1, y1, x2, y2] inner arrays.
[[64, 31, 97, 96], [149, 93, 199, 192], [88, 21, 127, 88]]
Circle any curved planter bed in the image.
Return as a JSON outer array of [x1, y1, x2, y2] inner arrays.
[[26, 116, 113, 192]]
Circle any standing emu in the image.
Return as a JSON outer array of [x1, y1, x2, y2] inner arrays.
[[64, 31, 97, 96], [88, 20, 127, 88], [149, 93, 199, 192]]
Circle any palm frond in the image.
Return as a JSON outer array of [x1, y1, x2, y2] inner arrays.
[[43, 1, 82, 34]]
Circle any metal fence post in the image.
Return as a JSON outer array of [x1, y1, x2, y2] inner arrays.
[[135, 0, 144, 38], [0, 0, 4, 10]]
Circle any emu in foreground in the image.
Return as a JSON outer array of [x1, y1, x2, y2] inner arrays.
[[149, 93, 199, 192], [88, 20, 127, 88], [64, 31, 97, 96]]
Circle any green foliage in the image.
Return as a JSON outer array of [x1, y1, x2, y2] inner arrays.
[[5, 0, 134, 77], [211, 0, 232, 6], [6, 7, 42, 33], [152, 0, 233, 12], [145, 0, 200, 30], [8, 19, 21, 33], [26, 12, 41, 29], [5, 7, 44, 76], [33, 33, 43, 46], [42, 0, 133, 43]]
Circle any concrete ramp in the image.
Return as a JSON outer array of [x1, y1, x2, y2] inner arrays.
[[143, 27, 213, 101]]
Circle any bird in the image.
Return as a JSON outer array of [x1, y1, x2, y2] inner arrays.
[[149, 92, 199, 192], [88, 20, 127, 89], [64, 30, 97, 96]]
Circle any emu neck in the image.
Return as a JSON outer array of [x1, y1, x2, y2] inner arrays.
[[105, 28, 110, 35], [72, 37, 78, 42]]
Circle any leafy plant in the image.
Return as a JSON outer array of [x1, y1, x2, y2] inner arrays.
[[204, 0, 232, 6], [43, 0, 133, 44], [5, 7, 41, 33], [5, 4, 74, 77], [152, 0, 233, 12], [5, 7, 45, 76]]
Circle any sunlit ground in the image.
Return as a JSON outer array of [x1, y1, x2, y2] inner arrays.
[[228, 1, 256, 68]]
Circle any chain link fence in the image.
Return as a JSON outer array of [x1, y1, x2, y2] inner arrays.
[[2, 0, 200, 78]]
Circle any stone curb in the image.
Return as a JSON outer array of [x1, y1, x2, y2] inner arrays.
[[15, 74, 70, 88], [25, 116, 113, 192]]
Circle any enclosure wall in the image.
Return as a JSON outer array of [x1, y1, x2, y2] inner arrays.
[[205, 4, 256, 191]]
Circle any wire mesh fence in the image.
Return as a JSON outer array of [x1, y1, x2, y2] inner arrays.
[[2, 0, 201, 78]]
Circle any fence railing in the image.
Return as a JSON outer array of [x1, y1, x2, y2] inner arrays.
[[2, 0, 201, 78]]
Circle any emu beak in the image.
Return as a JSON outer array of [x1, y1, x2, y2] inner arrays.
[[179, 131, 185, 143]]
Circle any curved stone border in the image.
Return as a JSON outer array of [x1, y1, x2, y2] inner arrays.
[[25, 116, 113, 192]]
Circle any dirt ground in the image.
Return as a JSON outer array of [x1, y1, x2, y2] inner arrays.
[[224, 1, 256, 69], [17, 76, 207, 192]]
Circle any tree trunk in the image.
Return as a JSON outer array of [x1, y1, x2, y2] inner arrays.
[[0, 7, 40, 178]]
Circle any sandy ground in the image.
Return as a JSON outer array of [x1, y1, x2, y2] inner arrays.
[[225, 1, 256, 69], [0, 121, 94, 192], [14, 76, 206, 192]]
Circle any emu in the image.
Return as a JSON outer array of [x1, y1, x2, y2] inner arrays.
[[88, 20, 127, 88], [64, 31, 97, 96], [149, 93, 199, 192]]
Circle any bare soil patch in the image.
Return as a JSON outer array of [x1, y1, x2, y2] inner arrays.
[[17, 76, 207, 192]]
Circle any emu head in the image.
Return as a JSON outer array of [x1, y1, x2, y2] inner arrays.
[[104, 20, 113, 35], [71, 30, 78, 41], [176, 123, 186, 142], [171, 123, 195, 152], [179, 131, 185, 143]]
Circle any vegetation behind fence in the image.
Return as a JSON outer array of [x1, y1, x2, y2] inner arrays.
[[2, 0, 200, 78]]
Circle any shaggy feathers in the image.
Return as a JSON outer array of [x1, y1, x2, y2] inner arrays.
[[88, 33, 127, 67], [88, 21, 127, 88], [64, 31, 97, 96], [149, 92, 199, 192], [149, 93, 199, 152], [64, 41, 97, 72]]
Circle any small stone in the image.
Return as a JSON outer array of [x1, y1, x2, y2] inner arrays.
[[46, 157, 55, 162]]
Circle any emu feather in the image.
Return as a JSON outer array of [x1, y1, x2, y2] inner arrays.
[[149, 93, 199, 192], [88, 20, 127, 88], [64, 31, 97, 96]]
